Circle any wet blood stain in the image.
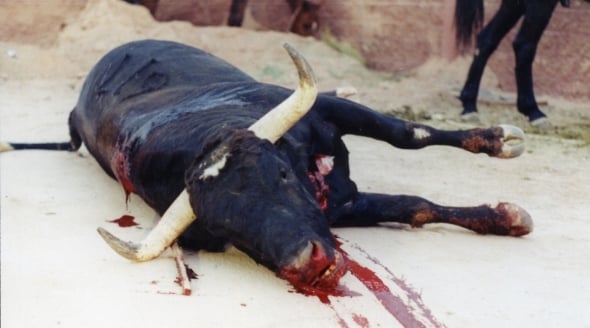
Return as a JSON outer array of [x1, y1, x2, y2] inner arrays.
[[329, 238, 445, 328], [346, 256, 423, 327], [108, 214, 139, 227], [352, 313, 370, 327], [111, 148, 135, 203]]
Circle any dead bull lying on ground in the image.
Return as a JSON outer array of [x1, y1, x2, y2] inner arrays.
[[1, 40, 532, 296]]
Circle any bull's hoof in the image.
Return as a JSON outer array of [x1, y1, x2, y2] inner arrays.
[[497, 124, 525, 158], [496, 202, 533, 236]]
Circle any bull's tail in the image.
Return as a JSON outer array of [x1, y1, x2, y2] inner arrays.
[[454, 0, 484, 51], [2, 111, 82, 153], [0, 141, 75, 153]]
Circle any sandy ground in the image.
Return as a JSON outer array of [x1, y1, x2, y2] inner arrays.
[[1, 1, 590, 327]]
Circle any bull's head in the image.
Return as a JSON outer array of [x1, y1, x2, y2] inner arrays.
[[97, 44, 347, 295]]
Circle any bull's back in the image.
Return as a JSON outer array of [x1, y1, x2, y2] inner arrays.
[[79, 39, 255, 108], [69, 40, 257, 175]]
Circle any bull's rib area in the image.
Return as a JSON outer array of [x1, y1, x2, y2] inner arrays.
[[97, 53, 170, 101]]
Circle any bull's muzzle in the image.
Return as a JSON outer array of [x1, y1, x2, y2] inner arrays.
[[278, 241, 348, 294]]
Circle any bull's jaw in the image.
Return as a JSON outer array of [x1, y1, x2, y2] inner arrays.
[[277, 240, 348, 300]]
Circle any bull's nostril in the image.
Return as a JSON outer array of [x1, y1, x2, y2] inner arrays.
[[310, 241, 327, 262]]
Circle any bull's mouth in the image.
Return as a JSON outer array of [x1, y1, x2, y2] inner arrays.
[[277, 241, 349, 301]]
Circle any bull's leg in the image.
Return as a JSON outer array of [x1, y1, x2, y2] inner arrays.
[[512, 0, 558, 123], [333, 193, 532, 237], [458, 0, 523, 118], [318, 97, 525, 158]]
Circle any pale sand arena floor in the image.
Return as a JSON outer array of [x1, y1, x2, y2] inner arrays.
[[1, 1, 589, 327]]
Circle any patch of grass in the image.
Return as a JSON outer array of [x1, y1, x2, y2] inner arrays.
[[385, 105, 432, 122], [320, 29, 365, 65], [259, 65, 284, 80], [550, 124, 590, 146]]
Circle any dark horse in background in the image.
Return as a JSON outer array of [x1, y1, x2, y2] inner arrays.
[[455, 0, 569, 126]]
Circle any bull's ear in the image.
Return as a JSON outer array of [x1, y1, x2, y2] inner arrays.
[[189, 136, 232, 181], [248, 43, 317, 144], [97, 189, 195, 261]]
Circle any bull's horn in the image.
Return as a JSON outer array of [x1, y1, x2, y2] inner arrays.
[[248, 43, 318, 143], [97, 189, 195, 261]]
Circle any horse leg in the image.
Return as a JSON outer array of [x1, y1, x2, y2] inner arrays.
[[333, 193, 533, 237], [459, 0, 523, 117], [512, 0, 559, 123]]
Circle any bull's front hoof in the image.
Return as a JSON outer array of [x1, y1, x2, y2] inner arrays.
[[497, 124, 525, 158], [496, 202, 533, 237]]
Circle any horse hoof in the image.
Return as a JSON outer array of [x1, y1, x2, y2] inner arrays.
[[461, 111, 480, 123], [530, 117, 553, 131], [497, 124, 525, 158]]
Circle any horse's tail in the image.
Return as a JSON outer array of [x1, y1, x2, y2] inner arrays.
[[0, 141, 76, 153], [454, 0, 484, 51]]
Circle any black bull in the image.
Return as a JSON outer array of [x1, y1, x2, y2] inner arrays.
[[1, 40, 532, 295]]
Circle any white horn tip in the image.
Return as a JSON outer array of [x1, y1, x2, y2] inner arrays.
[[248, 43, 318, 142], [97, 227, 145, 261]]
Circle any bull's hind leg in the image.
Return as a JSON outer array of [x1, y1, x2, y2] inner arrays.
[[333, 193, 532, 237]]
